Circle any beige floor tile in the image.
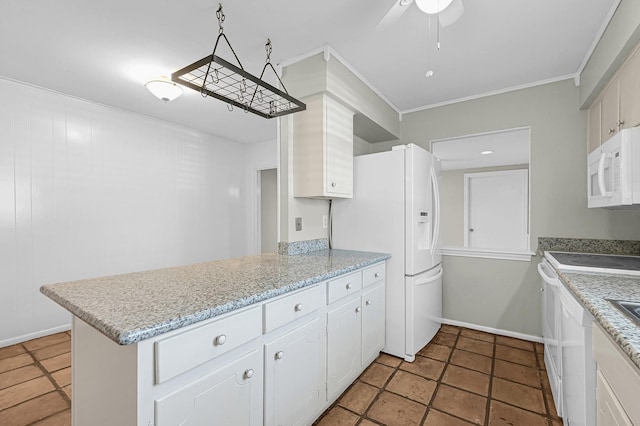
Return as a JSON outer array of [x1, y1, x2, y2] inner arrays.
[[357, 420, 378, 426], [338, 381, 379, 414], [488, 400, 549, 425], [460, 329, 495, 343], [367, 391, 426, 426], [0, 376, 55, 410], [491, 377, 546, 414], [0, 354, 34, 374], [0, 365, 44, 390], [32, 409, 71, 426], [456, 336, 494, 357], [385, 370, 436, 405], [433, 332, 458, 347], [418, 343, 452, 362], [494, 344, 537, 367], [432, 384, 487, 424], [450, 349, 492, 374], [376, 353, 402, 368], [0, 345, 26, 362], [442, 364, 490, 396], [440, 325, 461, 335], [493, 359, 541, 388], [0, 391, 68, 426], [399, 356, 445, 381], [21, 334, 70, 352], [545, 389, 561, 419], [537, 353, 546, 370], [316, 406, 359, 426], [360, 363, 395, 388], [494, 335, 535, 352], [62, 385, 71, 400], [534, 342, 544, 353], [424, 409, 475, 425], [51, 368, 71, 388], [40, 353, 71, 373], [32, 343, 70, 362]]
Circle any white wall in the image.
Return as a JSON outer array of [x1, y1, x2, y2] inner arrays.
[[0, 78, 252, 346]]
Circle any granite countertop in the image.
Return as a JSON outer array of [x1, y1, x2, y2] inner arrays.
[[556, 270, 640, 370], [40, 249, 390, 346]]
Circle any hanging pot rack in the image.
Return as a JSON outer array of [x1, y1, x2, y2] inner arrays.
[[171, 4, 306, 119]]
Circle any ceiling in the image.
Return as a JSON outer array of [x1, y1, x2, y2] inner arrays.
[[0, 0, 616, 144]]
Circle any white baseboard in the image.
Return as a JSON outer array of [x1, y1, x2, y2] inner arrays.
[[0, 324, 72, 348], [442, 318, 544, 344]]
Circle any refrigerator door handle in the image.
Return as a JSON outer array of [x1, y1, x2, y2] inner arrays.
[[430, 166, 441, 252]]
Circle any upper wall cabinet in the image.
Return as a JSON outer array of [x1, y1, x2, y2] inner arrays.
[[588, 43, 640, 153], [293, 94, 354, 199]]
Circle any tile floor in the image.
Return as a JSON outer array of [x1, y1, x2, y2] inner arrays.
[[0, 325, 561, 426]]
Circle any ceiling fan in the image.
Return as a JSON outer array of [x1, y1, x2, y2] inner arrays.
[[377, 0, 464, 29]]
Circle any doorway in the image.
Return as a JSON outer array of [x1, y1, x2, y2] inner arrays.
[[259, 168, 278, 253]]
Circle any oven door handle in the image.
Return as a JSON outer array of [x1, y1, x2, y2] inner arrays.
[[537, 262, 559, 286], [597, 152, 612, 197]]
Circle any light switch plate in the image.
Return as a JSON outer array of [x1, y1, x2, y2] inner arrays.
[[295, 217, 302, 231]]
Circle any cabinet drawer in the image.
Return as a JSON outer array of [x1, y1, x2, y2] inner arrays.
[[264, 286, 321, 333], [155, 306, 262, 384], [327, 271, 362, 304], [362, 263, 385, 288]]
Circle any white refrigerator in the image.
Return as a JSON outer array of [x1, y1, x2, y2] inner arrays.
[[332, 144, 442, 362]]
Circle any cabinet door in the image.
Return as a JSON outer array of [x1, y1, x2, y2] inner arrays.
[[362, 283, 385, 365], [619, 47, 640, 130], [327, 297, 362, 399], [154, 350, 262, 426], [587, 100, 602, 154], [601, 79, 620, 143], [596, 371, 633, 426], [264, 318, 322, 426], [325, 98, 353, 197]]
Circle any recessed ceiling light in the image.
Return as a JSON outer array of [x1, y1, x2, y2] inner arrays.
[[425, 70, 434, 78], [480, 150, 494, 155]]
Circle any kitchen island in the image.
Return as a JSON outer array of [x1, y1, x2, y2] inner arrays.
[[41, 248, 390, 426]]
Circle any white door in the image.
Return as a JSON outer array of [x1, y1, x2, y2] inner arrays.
[[405, 144, 439, 275], [327, 297, 362, 399], [404, 266, 443, 361], [260, 168, 277, 254], [264, 318, 322, 426]]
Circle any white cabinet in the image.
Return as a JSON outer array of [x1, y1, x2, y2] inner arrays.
[[327, 296, 362, 398], [293, 94, 354, 199], [362, 282, 385, 365], [592, 323, 640, 425], [264, 318, 323, 426], [155, 350, 262, 426]]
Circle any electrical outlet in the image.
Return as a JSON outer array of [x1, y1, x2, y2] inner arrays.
[[322, 215, 328, 229], [295, 217, 302, 231]]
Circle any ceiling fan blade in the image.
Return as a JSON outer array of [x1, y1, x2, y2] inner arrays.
[[438, 0, 463, 27], [376, 0, 413, 30]]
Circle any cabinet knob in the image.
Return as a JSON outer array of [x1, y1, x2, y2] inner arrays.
[[355, 307, 361, 313], [374, 272, 380, 278], [244, 369, 254, 379], [608, 128, 616, 134], [346, 283, 352, 290], [366, 300, 372, 306], [214, 334, 227, 346], [617, 120, 625, 128], [275, 351, 284, 360], [294, 303, 303, 312], [540, 288, 544, 292], [331, 182, 337, 187]]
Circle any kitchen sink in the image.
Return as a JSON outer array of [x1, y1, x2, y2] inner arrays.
[[608, 300, 640, 325]]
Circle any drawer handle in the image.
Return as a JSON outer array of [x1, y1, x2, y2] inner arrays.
[[355, 307, 361, 313], [214, 334, 227, 346], [294, 303, 303, 312], [331, 182, 337, 187], [374, 272, 380, 278], [244, 369, 254, 379], [366, 300, 372, 306], [346, 283, 352, 290], [275, 351, 284, 360]]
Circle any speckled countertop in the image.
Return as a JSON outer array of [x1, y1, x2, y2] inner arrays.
[[556, 269, 640, 370], [40, 249, 390, 346]]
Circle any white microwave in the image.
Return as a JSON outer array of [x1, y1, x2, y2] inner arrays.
[[587, 127, 640, 208]]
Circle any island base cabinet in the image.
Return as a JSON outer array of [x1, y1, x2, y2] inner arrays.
[[327, 297, 362, 399], [264, 317, 322, 426], [154, 350, 262, 426]]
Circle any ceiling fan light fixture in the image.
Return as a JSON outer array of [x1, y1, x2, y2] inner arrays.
[[414, 0, 453, 14], [145, 77, 183, 102]]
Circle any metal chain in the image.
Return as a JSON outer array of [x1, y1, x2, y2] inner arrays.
[[265, 39, 272, 64], [216, 3, 225, 34]]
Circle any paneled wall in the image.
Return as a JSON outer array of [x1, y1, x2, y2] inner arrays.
[[0, 78, 252, 346]]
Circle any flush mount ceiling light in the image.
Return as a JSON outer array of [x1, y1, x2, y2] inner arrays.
[[145, 77, 183, 102], [171, 3, 305, 119], [414, 0, 453, 14], [377, 0, 464, 29], [480, 150, 495, 155]]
